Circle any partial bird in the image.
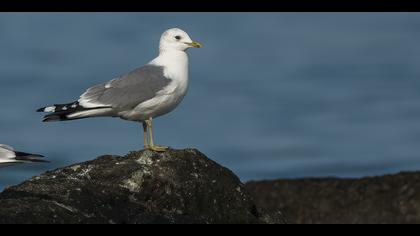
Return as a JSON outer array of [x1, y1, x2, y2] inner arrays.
[[0, 144, 48, 167], [37, 28, 202, 152]]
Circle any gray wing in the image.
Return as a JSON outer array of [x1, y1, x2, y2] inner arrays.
[[80, 65, 172, 110]]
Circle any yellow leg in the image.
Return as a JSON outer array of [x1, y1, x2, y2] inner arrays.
[[145, 118, 168, 152], [142, 122, 150, 149]]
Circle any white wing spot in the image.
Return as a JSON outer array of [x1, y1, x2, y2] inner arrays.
[[44, 106, 56, 112], [62, 106, 68, 111]]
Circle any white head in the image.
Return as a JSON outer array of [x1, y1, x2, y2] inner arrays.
[[159, 28, 202, 53]]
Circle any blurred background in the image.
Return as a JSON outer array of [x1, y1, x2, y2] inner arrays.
[[1, 13, 420, 190]]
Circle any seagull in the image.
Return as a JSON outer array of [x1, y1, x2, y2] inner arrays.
[[37, 28, 202, 152], [0, 144, 48, 167]]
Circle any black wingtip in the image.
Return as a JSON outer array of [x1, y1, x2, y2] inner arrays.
[[29, 159, 50, 163], [14, 151, 44, 158], [42, 116, 61, 122], [14, 152, 49, 163], [36, 107, 45, 112]]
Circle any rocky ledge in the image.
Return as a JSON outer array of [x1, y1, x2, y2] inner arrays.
[[0, 149, 284, 224], [246, 172, 420, 224]]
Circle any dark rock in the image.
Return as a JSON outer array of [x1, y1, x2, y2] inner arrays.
[[0, 149, 266, 224], [246, 172, 420, 224]]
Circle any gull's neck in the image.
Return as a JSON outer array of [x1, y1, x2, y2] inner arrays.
[[149, 49, 189, 82]]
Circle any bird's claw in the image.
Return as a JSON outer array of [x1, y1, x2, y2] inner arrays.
[[147, 145, 169, 152]]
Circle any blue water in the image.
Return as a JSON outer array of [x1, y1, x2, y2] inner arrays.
[[1, 13, 420, 190]]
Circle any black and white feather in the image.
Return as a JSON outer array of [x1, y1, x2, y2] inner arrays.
[[0, 144, 48, 168]]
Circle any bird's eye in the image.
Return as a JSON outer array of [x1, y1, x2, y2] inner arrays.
[[175, 36, 181, 40]]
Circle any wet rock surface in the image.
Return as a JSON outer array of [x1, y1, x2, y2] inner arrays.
[[246, 172, 420, 224], [0, 149, 267, 224]]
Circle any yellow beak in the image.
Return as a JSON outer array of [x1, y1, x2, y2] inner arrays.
[[187, 41, 203, 48]]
